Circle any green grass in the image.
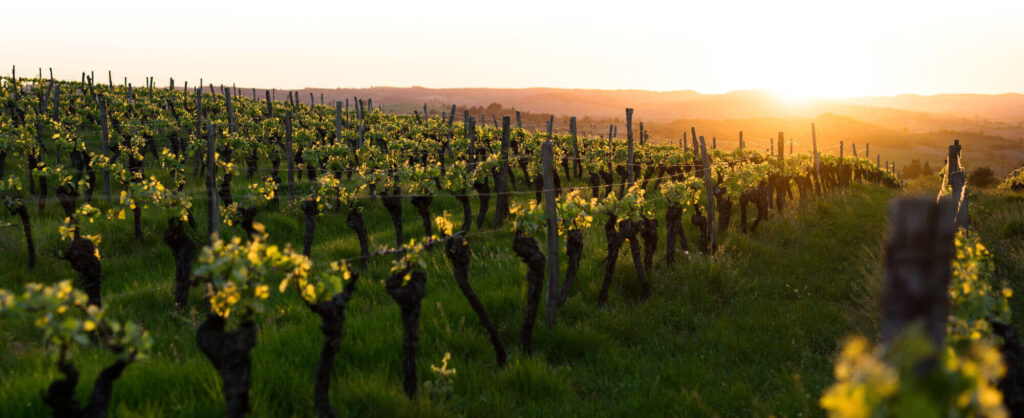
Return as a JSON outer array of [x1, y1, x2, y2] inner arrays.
[[970, 188, 1024, 334], [1, 176, 898, 417]]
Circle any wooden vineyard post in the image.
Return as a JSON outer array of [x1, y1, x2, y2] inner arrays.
[[285, 112, 295, 199], [739, 131, 743, 151], [690, 127, 699, 154], [334, 101, 343, 146], [852, 143, 858, 159], [881, 197, 955, 348], [494, 116, 511, 227], [683, 132, 688, 152], [357, 100, 365, 148], [465, 111, 476, 163], [877, 155, 880, 169], [542, 140, 560, 328], [947, 140, 969, 228], [570, 116, 580, 176], [206, 123, 219, 239], [812, 123, 821, 195], [866, 143, 870, 163], [625, 108, 634, 185], [777, 132, 785, 166], [99, 97, 112, 202], [699, 136, 717, 254], [225, 88, 236, 134]]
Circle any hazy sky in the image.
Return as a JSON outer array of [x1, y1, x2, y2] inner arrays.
[[5, 0, 1024, 98]]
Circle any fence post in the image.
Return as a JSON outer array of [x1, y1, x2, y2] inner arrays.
[[99, 97, 112, 202], [699, 136, 717, 254], [494, 116, 511, 227], [285, 111, 295, 199], [542, 140, 560, 328], [812, 123, 821, 195], [225, 88, 236, 134], [570, 116, 580, 175], [738, 131, 743, 151], [334, 101, 343, 146], [625, 108, 634, 185], [881, 197, 955, 348], [690, 127, 699, 154], [777, 132, 785, 167], [206, 123, 219, 239], [948, 140, 969, 228]]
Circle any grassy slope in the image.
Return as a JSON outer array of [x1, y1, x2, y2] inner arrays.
[[0, 179, 896, 417], [971, 189, 1024, 334]]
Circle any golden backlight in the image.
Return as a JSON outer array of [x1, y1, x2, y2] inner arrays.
[[3, 0, 1024, 98]]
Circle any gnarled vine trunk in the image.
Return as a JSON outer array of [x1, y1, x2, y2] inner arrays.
[[309, 273, 359, 418], [473, 180, 490, 228], [558, 229, 584, 307], [301, 199, 318, 257], [163, 218, 201, 310], [445, 235, 506, 367], [380, 189, 404, 247], [410, 195, 433, 237], [512, 231, 545, 353], [196, 314, 257, 418], [63, 237, 102, 307], [345, 210, 370, 272], [385, 269, 427, 398]]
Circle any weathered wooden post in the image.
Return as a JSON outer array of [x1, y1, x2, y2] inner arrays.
[[777, 132, 785, 164], [542, 140, 559, 328], [738, 131, 743, 151], [285, 112, 295, 199], [690, 127, 699, 153], [334, 101, 343, 146], [570, 116, 580, 176], [947, 140, 968, 228], [812, 124, 821, 195], [99, 97, 112, 202], [225, 88, 236, 134], [494, 117, 511, 227], [625, 108, 634, 185], [206, 123, 219, 239], [881, 198, 955, 348], [699, 136, 717, 254]]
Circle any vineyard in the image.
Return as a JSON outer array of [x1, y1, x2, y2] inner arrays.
[[0, 70, 1018, 417]]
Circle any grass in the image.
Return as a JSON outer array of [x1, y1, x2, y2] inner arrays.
[[0, 171, 899, 416], [970, 187, 1024, 334]]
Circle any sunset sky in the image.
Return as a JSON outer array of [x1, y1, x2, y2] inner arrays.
[[5, 0, 1023, 99]]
